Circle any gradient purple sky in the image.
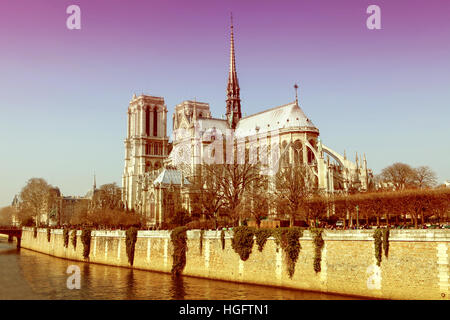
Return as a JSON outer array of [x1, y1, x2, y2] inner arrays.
[[1, 0, 449, 206]]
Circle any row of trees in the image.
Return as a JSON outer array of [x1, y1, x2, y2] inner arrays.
[[315, 188, 450, 228], [68, 208, 143, 229], [176, 163, 317, 228], [172, 162, 448, 229], [0, 178, 143, 229], [1, 162, 447, 230], [189, 162, 266, 226], [377, 163, 438, 190]]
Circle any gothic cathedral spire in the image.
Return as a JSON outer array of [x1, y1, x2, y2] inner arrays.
[[226, 13, 242, 129]]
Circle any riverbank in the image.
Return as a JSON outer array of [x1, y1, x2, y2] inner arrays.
[[20, 228, 449, 300], [2, 237, 356, 300]]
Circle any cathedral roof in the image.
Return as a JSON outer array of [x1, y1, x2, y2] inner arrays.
[[234, 102, 318, 138], [197, 118, 229, 132], [153, 167, 190, 186]]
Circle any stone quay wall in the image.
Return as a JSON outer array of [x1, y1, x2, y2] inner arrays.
[[20, 228, 449, 300]]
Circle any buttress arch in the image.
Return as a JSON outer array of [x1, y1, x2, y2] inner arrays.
[[322, 145, 346, 168]]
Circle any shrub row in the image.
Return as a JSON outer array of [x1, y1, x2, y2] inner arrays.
[[315, 188, 450, 228]]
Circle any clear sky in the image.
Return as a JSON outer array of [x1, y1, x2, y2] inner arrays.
[[0, 0, 449, 207]]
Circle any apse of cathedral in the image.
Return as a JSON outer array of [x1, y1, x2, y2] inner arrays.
[[122, 18, 373, 225]]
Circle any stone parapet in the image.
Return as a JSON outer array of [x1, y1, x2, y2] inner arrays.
[[20, 227, 450, 300]]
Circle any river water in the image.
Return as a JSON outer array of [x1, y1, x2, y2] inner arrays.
[[0, 238, 357, 300]]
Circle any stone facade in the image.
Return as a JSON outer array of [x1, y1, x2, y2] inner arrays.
[[122, 95, 170, 212]]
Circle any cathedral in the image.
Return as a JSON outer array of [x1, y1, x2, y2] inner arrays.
[[122, 19, 373, 226]]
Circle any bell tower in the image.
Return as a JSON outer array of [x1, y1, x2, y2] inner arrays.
[[122, 94, 169, 210]]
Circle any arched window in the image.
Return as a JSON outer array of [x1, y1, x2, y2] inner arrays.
[[153, 108, 158, 136], [259, 143, 267, 165], [134, 112, 138, 136], [145, 107, 150, 136], [293, 140, 302, 165], [281, 141, 289, 166], [308, 147, 316, 164]]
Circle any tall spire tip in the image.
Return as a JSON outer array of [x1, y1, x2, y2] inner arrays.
[[294, 83, 299, 105]]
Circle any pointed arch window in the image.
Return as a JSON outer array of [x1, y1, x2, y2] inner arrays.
[[293, 140, 303, 165], [153, 108, 158, 136], [145, 107, 150, 136], [134, 112, 138, 136], [308, 148, 316, 164]]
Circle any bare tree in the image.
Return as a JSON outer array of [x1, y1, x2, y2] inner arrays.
[[305, 195, 327, 227], [0, 206, 14, 226], [413, 166, 437, 188], [241, 175, 269, 228], [69, 204, 89, 226], [198, 163, 261, 226], [91, 183, 122, 211], [430, 189, 450, 223], [380, 162, 416, 189], [222, 163, 263, 225], [194, 164, 226, 223], [401, 190, 428, 228], [273, 164, 316, 227], [18, 178, 56, 227], [164, 187, 186, 224]]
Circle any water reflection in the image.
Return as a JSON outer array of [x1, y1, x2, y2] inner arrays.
[[170, 275, 186, 300], [125, 270, 137, 299], [0, 239, 358, 300]]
